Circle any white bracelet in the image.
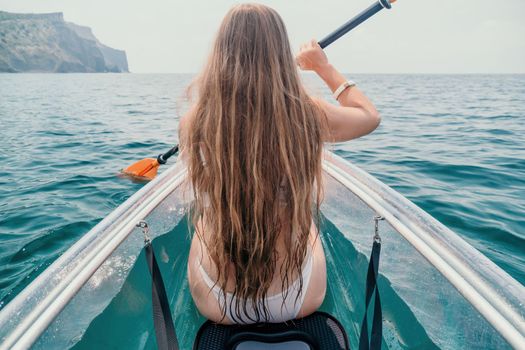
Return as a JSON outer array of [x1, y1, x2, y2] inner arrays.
[[333, 80, 356, 100]]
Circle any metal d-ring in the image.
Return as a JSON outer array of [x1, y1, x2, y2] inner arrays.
[[137, 220, 151, 245], [374, 215, 384, 243]]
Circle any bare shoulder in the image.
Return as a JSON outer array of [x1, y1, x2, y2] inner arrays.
[[179, 104, 198, 140], [178, 105, 198, 164]]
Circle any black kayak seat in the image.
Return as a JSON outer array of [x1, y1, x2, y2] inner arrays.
[[193, 311, 350, 350]]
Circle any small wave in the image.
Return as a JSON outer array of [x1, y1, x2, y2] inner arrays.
[[9, 220, 95, 264], [486, 114, 518, 120], [127, 110, 155, 115], [34, 130, 75, 137]]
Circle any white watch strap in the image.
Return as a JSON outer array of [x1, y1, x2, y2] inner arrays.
[[333, 80, 356, 100]]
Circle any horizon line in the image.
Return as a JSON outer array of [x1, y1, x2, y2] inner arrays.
[[3, 72, 524, 75]]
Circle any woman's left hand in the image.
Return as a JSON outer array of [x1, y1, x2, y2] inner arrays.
[[296, 39, 329, 72]]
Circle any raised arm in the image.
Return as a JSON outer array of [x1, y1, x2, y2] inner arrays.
[[296, 39, 381, 142]]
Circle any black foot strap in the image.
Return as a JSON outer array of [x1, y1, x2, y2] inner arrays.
[[358, 240, 382, 350], [145, 242, 179, 350]]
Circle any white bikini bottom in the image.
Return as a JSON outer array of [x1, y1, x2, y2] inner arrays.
[[198, 250, 314, 324]]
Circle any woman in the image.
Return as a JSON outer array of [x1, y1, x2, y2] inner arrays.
[[180, 3, 379, 325]]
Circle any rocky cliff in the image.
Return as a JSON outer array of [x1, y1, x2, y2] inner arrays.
[[0, 11, 129, 73]]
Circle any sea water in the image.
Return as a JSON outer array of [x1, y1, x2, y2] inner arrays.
[[0, 73, 524, 344]]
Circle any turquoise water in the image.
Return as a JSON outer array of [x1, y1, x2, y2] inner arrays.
[[0, 71, 524, 318]]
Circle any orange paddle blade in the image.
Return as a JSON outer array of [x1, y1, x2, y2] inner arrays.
[[121, 158, 160, 181]]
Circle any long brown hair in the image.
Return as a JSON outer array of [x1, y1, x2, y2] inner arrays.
[[183, 3, 325, 322]]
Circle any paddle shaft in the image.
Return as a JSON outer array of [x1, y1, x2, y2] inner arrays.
[[318, 0, 394, 49], [157, 145, 179, 165]]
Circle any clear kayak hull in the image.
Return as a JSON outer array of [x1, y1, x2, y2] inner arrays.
[[0, 151, 523, 349]]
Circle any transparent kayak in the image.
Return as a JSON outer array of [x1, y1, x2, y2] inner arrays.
[[0, 151, 523, 349]]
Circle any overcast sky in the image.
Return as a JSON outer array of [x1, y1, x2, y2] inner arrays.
[[1, 0, 524, 73]]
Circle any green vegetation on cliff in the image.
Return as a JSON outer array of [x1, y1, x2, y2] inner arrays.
[[0, 11, 128, 73]]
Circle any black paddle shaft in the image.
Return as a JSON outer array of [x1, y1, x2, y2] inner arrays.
[[318, 0, 393, 49], [157, 145, 179, 165]]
